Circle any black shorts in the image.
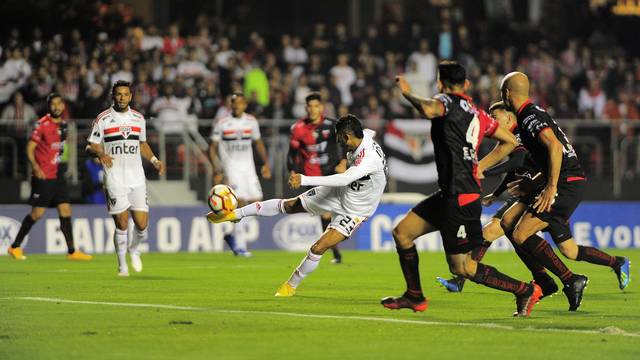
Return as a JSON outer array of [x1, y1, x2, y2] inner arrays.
[[492, 197, 519, 219], [29, 178, 71, 208], [411, 190, 483, 254], [526, 179, 586, 244]]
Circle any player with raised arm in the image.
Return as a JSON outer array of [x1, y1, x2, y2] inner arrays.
[[208, 115, 386, 296], [381, 61, 542, 317], [208, 93, 271, 257], [436, 101, 558, 298], [500, 72, 630, 310], [288, 92, 347, 263], [86, 80, 165, 276], [8, 93, 92, 261]]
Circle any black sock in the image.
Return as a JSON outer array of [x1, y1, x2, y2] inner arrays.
[[509, 238, 548, 279], [576, 245, 620, 268], [471, 240, 492, 262], [331, 245, 341, 260], [59, 217, 75, 254], [11, 214, 36, 248], [520, 234, 574, 284], [320, 216, 331, 230], [471, 263, 530, 296], [397, 245, 424, 300]]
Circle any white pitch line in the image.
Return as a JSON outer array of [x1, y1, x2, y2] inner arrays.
[[7, 296, 640, 338]]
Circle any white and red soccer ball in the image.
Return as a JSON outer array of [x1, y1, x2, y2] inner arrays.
[[207, 184, 238, 215]]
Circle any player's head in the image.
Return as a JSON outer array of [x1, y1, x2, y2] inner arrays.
[[437, 61, 469, 93], [305, 92, 323, 122], [111, 80, 132, 112], [230, 93, 247, 117], [46, 92, 65, 118], [500, 72, 529, 110], [489, 101, 517, 132], [336, 114, 364, 151]]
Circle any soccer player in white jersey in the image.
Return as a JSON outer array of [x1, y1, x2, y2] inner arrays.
[[208, 115, 387, 296], [86, 80, 165, 276], [208, 93, 271, 256]]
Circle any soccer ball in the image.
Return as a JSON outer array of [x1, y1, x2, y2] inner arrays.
[[208, 184, 238, 215]]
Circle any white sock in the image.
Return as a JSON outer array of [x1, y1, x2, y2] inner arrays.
[[130, 227, 148, 253], [235, 199, 286, 218], [114, 228, 128, 272], [287, 250, 323, 288]]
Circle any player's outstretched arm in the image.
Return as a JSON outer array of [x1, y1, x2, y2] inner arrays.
[[293, 159, 375, 188], [396, 75, 445, 119], [478, 126, 518, 177], [140, 141, 165, 175]]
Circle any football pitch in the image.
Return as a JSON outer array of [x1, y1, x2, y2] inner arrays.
[[1, 250, 638, 359]]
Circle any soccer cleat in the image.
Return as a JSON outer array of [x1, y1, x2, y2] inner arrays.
[[331, 258, 342, 264], [207, 211, 240, 224], [7, 247, 26, 260], [275, 282, 296, 297], [514, 282, 543, 317], [381, 295, 428, 312], [436, 276, 465, 293], [234, 249, 252, 257], [563, 274, 588, 311], [533, 274, 559, 299], [130, 251, 143, 272], [614, 257, 630, 290], [117, 271, 130, 277], [66, 250, 93, 261]]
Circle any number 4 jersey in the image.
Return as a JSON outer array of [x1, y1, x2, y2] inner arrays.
[[299, 129, 387, 217]]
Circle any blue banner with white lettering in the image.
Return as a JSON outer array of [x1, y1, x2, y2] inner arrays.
[[0, 202, 638, 255]]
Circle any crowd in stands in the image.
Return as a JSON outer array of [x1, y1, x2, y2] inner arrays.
[[1, 1, 640, 135]]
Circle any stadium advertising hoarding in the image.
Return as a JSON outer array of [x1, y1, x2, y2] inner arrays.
[[1, 202, 639, 255]]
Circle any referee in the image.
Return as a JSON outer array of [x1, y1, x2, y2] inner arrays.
[[7, 93, 92, 261]]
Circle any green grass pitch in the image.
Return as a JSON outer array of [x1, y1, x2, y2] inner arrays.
[[1, 249, 638, 359]]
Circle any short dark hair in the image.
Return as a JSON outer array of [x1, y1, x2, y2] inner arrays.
[[46, 92, 62, 108], [111, 80, 132, 96], [438, 61, 466, 88], [305, 92, 322, 104], [336, 114, 364, 138], [489, 101, 508, 113]]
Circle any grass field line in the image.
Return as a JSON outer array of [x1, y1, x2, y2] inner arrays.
[[6, 296, 640, 338]]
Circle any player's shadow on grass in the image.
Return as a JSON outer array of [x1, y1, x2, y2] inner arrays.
[[128, 275, 180, 280]]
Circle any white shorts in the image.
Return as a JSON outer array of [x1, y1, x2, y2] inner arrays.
[[226, 170, 263, 201], [299, 186, 367, 238], [105, 184, 148, 215]]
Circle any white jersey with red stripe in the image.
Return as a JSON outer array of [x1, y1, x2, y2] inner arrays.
[[88, 107, 147, 187], [210, 112, 261, 173]]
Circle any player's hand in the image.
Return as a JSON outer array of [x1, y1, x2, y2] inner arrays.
[[98, 154, 114, 168], [261, 165, 272, 180], [152, 158, 165, 175], [482, 194, 497, 206], [334, 161, 347, 174], [534, 184, 557, 213], [33, 166, 46, 179], [395, 75, 412, 94], [476, 167, 486, 180], [288, 172, 302, 189]]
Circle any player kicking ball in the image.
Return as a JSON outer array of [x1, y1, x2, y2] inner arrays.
[[207, 115, 387, 296]]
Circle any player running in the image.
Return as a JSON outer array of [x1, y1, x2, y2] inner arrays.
[[436, 101, 558, 297], [8, 93, 92, 261], [381, 61, 542, 317], [209, 93, 272, 257], [288, 92, 347, 263], [208, 115, 386, 296], [86, 80, 165, 276], [500, 72, 630, 310]]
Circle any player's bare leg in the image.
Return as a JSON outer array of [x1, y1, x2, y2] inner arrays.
[[275, 228, 346, 297], [129, 210, 149, 272], [445, 252, 542, 317], [321, 213, 342, 264], [207, 197, 306, 223], [512, 213, 588, 310], [112, 211, 131, 276], [381, 211, 435, 312], [8, 206, 46, 260]]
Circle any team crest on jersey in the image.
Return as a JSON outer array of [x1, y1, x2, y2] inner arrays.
[[119, 126, 132, 138]]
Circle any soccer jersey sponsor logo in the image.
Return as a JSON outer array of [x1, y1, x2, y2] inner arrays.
[[109, 143, 139, 155]]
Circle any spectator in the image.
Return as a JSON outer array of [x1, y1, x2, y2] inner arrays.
[[162, 24, 185, 56], [579, 78, 606, 118], [244, 61, 270, 107], [284, 36, 308, 66], [1, 91, 37, 133], [330, 53, 356, 105], [407, 39, 437, 92], [150, 83, 191, 134]]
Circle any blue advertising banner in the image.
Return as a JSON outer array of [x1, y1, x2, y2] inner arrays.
[[1, 202, 638, 255]]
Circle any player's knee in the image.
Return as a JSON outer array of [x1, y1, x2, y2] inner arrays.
[[30, 208, 45, 221], [511, 228, 529, 244], [482, 222, 502, 242], [449, 263, 467, 277], [392, 225, 414, 248], [558, 243, 578, 260]]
